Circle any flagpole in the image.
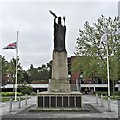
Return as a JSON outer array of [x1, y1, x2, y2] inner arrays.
[[14, 31, 18, 101], [106, 41, 110, 97]]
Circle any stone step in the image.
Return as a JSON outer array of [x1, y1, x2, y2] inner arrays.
[[1, 117, 118, 120]]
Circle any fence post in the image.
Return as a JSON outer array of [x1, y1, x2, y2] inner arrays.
[[96, 94, 98, 104], [18, 96, 21, 108], [118, 98, 120, 118], [25, 94, 27, 105], [101, 94, 104, 107], [9, 97, 12, 112]]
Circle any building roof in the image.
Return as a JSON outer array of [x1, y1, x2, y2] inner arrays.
[[1, 84, 119, 89], [2, 84, 48, 88]]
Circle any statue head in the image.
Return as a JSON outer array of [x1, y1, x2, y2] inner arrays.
[[58, 17, 61, 24]]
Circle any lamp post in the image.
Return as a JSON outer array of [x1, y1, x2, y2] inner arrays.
[[105, 26, 120, 97], [100, 28, 110, 97], [106, 40, 110, 97], [104, 28, 110, 97]]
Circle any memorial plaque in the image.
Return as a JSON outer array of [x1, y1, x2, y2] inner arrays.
[[44, 96, 49, 107], [51, 96, 56, 107], [57, 96, 62, 107], [63, 96, 68, 107], [38, 96, 43, 107], [76, 96, 81, 107], [70, 96, 74, 107]]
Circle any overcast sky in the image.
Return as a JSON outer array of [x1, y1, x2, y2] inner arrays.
[[0, 0, 119, 70]]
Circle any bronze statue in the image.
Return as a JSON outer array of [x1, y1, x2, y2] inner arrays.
[[49, 10, 66, 52]]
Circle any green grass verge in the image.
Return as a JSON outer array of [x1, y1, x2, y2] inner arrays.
[[1, 97, 10, 102], [103, 96, 119, 100], [1, 97, 30, 102]]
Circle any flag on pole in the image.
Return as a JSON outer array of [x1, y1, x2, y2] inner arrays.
[[3, 42, 17, 49], [99, 33, 107, 48]]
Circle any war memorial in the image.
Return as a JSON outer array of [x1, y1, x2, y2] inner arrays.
[[36, 11, 82, 110], [2, 11, 119, 120]]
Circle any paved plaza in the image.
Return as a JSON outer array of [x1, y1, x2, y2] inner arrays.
[[1, 95, 119, 120]]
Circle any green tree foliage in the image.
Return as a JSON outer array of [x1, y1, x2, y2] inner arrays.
[[2, 56, 12, 85], [2, 56, 52, 84], [18, 84, 33, 95], [75, 15, 120, 82], [27, 61, 52, 82], [2, 56, 26, 84]]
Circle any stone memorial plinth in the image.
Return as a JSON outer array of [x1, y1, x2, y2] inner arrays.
[[37, 92, 82, 110], [48, 51, 71, 93], [37, 50, 82, 110]]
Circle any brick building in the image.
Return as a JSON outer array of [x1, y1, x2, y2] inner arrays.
[[68, 56, 81, 84]]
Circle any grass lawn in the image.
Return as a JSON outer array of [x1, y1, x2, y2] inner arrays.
[[103, 96, 120, 100], [1, 97, 10, 102], [1, 97, 30, 102]]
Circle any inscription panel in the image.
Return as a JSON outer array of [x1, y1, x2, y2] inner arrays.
[[57, 96, 62, 107], [45, 96, 49, 107], [37, 94, 81, 108], [51, 96, 56, 107], [70, 96, 74, 107], [76, 96, 81, 107], [63, 96, 68, 107], [38, 96, 43, 107]]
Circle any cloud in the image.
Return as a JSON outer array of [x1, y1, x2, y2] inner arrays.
[[1, 2, 118, 70]]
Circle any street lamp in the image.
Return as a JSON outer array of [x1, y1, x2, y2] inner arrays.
[[100, 27, 110, 97]]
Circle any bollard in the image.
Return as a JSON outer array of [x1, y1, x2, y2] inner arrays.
[[118, 98, 120, 118], [108, 97, 111, 112], [37, 89, 39, 94], [25, 94, 27, 105], [18, 96, 21, 108], [101, 94, 104, 107], [96, 94, 98, 104], [9, 97, 12, 112]]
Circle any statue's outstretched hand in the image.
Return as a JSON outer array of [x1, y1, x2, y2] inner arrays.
[[49, 10, 57, 18]]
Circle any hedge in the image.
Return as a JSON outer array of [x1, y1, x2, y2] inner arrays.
[[1, 92, 22, 97]]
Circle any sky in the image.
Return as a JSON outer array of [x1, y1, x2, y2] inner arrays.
[[0, 0, 119, 70]]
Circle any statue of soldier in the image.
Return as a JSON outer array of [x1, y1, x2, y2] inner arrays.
[[49, 10, 66, 52]]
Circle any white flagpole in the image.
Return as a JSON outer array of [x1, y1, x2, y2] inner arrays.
[[14, 31, 18, 101]]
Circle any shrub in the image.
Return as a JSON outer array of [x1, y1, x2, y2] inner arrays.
[[31, 92, 36, 95], [18, 84, 33, 95], [1, 92, 22, 97], [95, 91, 108, 96], [114, 91, 120, 96]]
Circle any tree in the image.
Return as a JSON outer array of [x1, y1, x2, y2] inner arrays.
[[2, 56, 25, 84], [2, 56, 12, 85], [74, 15, 120, 91], [21, 70, 31, 84], [27, 61, 52, 82], [27, 64, 38, 82], [18, 84, 33, 95]]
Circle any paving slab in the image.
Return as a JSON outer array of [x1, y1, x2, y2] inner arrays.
[[1, 95, 119, 120]]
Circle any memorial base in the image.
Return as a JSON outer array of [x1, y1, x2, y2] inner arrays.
[[36, 92, 82, 110], [48, 51, 71, 93]]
